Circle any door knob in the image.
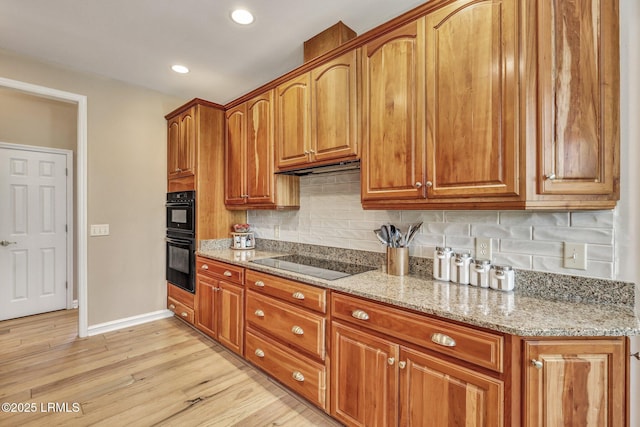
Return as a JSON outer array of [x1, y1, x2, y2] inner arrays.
[[0, 240, 17, 247]]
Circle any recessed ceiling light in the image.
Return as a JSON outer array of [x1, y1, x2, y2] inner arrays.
[[171, 65, 189, 74], [231, 9, 254, 25]]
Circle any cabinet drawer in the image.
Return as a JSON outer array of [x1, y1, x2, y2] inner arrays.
[[168, 283, 194, 308], [246, 329, 327, 410], [246, 270, 327, 313], [168, 297, 194, 325], [332, 293, 504, 372], [196, 257, 244, 285], [246, 291, 326, 360]]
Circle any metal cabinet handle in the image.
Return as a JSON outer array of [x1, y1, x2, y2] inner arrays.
[[399, 361, 407, 369], [254, 309, 265, 318], [223, 271, 232, 277], [201, 264, 209, 270], [425, 181, 433, 187], [255, 349, 265, 358], [415, 182, 422, 188], [0, 240, 17, 247], [351, 309, 370, 321], [291, 326, 304, 335], [292, 371, 305, 382], [545, 173, 556, 181], [292, 291, 305, 300], [388, 357, 395, 365], [304, 150, 310, 155], [309, 149, 316, 154], [180, 312, 188, 318], [169, 304, 176, 310], [254, 280, 265, 287], [431, 333, 456, 347], [531, 359, 544, 369]]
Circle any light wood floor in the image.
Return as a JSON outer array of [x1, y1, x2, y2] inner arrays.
[[0, 310, 342, 426]]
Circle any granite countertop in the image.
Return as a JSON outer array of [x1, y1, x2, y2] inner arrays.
[[197, 248, 640, 337]]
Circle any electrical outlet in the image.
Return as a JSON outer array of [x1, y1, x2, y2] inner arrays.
[[564, 242, 587, 270], [475, 237, 492, 261], [274, 225, 280, 239], [90, 224, 110, 236]]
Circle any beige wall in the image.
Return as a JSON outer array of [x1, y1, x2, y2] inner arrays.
[[0, 48, 186, 325]]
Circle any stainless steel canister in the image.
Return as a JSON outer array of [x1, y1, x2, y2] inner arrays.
[[450, 252, 472, 285], [470, 259, 491, 288], [490, 265, 515, 291], [433, 247, 452, 281]]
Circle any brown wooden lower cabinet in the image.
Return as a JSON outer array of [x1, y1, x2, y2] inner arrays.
[[399, 347, 503, 427], [195, 273, 244, 356], [522, 338, 627, 427]]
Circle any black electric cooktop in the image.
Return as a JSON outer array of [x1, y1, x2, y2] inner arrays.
[[250, 254, 377, 281]]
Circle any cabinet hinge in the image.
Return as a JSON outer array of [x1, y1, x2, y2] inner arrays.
[[65, 168, 68, 176], [65, 224, 68, 233], [65, 281, 68, 289]]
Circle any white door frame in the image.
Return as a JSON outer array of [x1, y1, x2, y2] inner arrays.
[[0, 77, 88, 338], [0, 142, 74, 312]]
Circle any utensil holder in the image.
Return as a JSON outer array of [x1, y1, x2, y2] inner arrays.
[[387, 247, 409, 276]]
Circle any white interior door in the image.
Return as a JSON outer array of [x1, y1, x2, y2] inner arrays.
[[0, 146, 68, 320]]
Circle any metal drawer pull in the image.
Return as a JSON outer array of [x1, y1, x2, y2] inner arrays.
[[545, 173, 557, 181], [431, 333, 456, 347], [387, 357, 395, 365], [399, 361, 407, 369], [531, 359, 544, 369], [254, 280, 265, 287], [180, 312, 188, 318], [291, 326, 304, 335], [351, 309, 370, 321], [223, 270, 232, 277], [201, 264, 209, 270], [292, 371, 305, 382], [169, 304, 176, 310], [292, 291, 305, 300], [254, 309, 265, 318], [255, 349, 265, 358]]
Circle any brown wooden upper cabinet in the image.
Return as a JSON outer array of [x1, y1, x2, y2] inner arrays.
[[167, 106, 196, 182], [532, 0, 619, 206], [276, 50, 359, 171], [225, 90, 299, 209], [361, 0, 619, 210]]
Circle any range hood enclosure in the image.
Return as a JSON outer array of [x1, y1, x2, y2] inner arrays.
[[275, 160, 360, 176]]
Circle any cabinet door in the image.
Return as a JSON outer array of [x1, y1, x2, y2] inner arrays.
[[523, 339, 626, 427], [425, 0, 519, 199], [399, 347, 503, 427], [276, 73, 312, 169], [225, 104, 247, 205], [246, 91, 276, 205], [361, 19, 426, 201], [195, 275, 217, 339], [537, 0, 619, 196], [217, 281, 244, 356], [311, 50, 359, 163], [331, 322, 399, 427], [168, 107, 196, 179]]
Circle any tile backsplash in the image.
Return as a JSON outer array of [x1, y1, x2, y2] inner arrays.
[[248, 170, 616, 279]]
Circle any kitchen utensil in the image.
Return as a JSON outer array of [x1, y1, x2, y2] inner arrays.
[[373, 229, 389, 246], [380, 225, 390, 246], [388, 224, 397, 247], [405, 221, 422, 245]]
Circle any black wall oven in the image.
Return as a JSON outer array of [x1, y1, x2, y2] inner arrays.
[[166, 191, 195, 293]]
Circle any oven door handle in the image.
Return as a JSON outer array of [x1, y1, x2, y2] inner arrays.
[[165, 237, 193, 245], [166, 202, 193, 208]]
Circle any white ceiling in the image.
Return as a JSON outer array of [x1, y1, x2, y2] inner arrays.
[[0, 0, 425, 104]]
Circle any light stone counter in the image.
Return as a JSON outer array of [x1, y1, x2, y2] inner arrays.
[[198, 248, 640, 337]]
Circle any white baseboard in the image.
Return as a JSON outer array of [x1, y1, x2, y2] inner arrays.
[[87, 309, 174, 336]]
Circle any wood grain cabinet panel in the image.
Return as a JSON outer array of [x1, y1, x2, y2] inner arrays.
[[522, 338, 626, 427], [246, 270, 327, 313], [167, 107, 196, 180], [535, 0, 619, 199], [276, 74, 313, 169], [425, 0, 519, 199], [331, 321, 399, 427], [225, 91, 299, 209], [399, 347, 504, 427], [361, 19, 426, 202]]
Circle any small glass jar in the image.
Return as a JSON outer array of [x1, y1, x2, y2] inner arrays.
[[450, 252, 472, 285], [470, 260, 491, 288], [490, 265, 515, 292], [433, 247, 453, 281]]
